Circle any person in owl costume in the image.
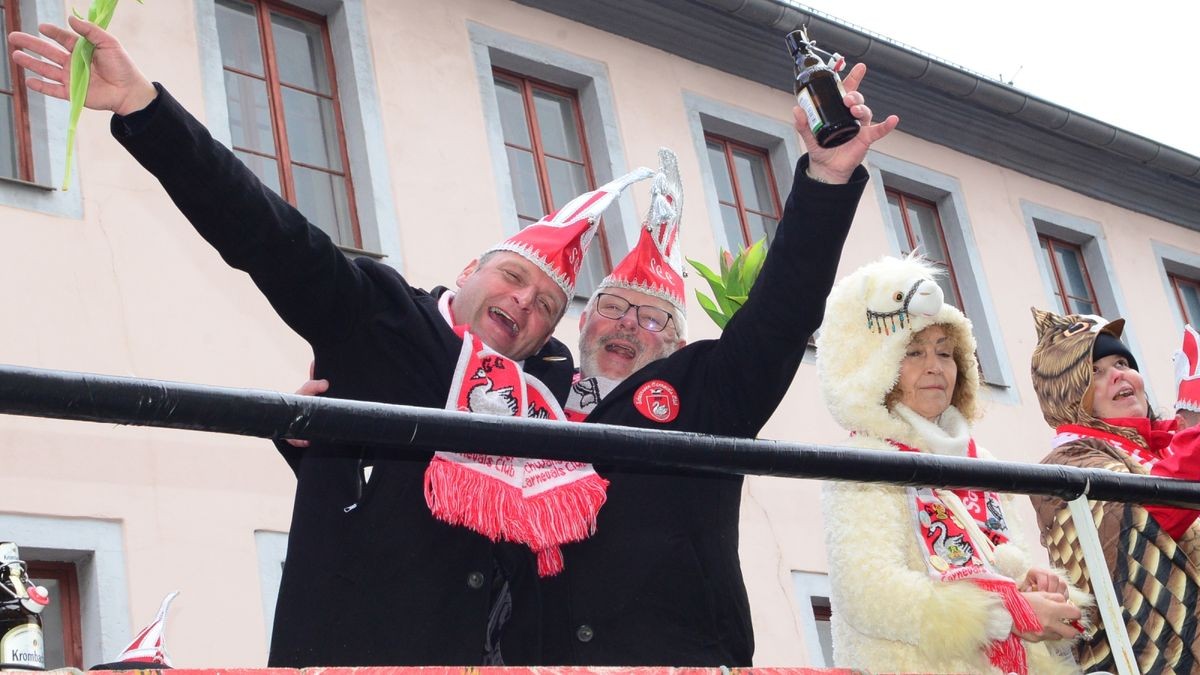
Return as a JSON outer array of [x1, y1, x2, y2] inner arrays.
[[1030, 307, 1200, 673], [817, 256, 1086, 675]]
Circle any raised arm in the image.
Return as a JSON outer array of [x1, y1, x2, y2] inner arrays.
[[10, 18, 376, 346], [703, 64, 897, 435]]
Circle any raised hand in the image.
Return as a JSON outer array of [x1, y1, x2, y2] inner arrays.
[[795, 62, 899, 184], [8, 15, 156, 115]]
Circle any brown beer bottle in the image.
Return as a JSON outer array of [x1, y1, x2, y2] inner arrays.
[[0, 543, 47, 671], [786, 28, 860, 148]]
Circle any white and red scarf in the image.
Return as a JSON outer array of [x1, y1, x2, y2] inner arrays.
[[564, 372, 620, 422], [894, 439, 1041, 674], [1054, 419, 1176, 470], [424, 293, 607, 576]]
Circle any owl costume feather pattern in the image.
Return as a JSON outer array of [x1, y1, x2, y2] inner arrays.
[[1029, 307, 1200, 673]]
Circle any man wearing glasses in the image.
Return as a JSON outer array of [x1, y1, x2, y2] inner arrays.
[[539, 64, 898, 668]]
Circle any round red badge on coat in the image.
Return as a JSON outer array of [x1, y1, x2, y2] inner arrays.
[[633, 380, 680, 423]]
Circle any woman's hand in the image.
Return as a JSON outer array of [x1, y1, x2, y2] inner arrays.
[[1021, 567, 1068, 599], [1015, 590, 1083, 642]]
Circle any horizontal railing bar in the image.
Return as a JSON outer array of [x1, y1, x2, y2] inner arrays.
[[0, 363, 1196, 507]]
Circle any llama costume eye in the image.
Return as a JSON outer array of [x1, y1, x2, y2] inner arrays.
[[893, 292, 904, 302]]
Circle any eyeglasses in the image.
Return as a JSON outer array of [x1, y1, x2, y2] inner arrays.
[[593, 293, 675, 333]]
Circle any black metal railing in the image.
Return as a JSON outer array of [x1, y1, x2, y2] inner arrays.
[[0, 363, 1197, 507]]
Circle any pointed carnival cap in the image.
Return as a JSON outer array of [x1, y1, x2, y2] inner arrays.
[[597, 148, 685, 316], [91, 592, 179, 670], [487, 166, 654, 299], [1175, 324, 1200, 413]]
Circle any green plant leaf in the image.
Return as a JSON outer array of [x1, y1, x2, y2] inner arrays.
[[738, 239, 768, 291], [695, 291, 729, 330], [63, 0, 143, 190]]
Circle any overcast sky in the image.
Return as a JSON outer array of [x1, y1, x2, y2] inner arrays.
[[791, 0, 1200, 157]]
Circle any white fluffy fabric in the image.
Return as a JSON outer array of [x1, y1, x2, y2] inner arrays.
[[817, 256, 1084, 674]]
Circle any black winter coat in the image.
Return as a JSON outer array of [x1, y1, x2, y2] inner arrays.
[[532, 158, 866, 666], [112, 87, 574, 667]]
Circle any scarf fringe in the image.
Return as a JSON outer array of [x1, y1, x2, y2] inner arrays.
[[424, 457, 609, 576], [972, 576, 1038, 674]]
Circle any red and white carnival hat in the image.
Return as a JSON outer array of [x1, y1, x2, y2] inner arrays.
[[93, 591, 179, 670], [1175, 324, 1200, 413], [597, 148, 685, 317], [488, 166, 654, 299]]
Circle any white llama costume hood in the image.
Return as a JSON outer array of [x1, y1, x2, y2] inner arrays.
[[814, 256, 1084, 675], [816, 255, 980, 446]]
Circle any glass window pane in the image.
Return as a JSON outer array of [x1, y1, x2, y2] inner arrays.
[[29, 577, 64, 669], [270, 12, 330, 94], [545, 157, 589, 211], [887, 193, 909, 249], [0, 10, 11, 92], [732, 149, 774, 214], [281, 87, 340, 171], [1182, 284, 1200, 325], [1055, 246, 1092, 300], [533, 90, 582, 161], [293, 164, 353, 246], [494, 78, 532, 148], [575, 240, 607, 299], [744, 212, 770, 247], [907, 201, 949, 264], [707, 142, 736, 204], [215, 0, 264, 76], [506, 147, 543, 221], [224, 71, 275, 155], [0, 93, 16, 179], [720, 203, 744, 249], [1068, 296, 1096, 315], [234, 149, 282, 195]]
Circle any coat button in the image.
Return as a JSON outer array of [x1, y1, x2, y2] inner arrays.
[[575, 624, 594, 643], [467, 571, 485, 589]]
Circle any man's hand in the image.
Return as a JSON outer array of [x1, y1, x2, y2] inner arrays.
[[1020, 567, 1068, 599], [795, 62, 899, 184], [287, 364, 330, 449], [9, 15, 156, 115]]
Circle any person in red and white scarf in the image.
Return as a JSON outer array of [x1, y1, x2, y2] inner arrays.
[[816, 257, 1086, 675], [7, 17, 657, 668], [1031, 310, 1200, 673]]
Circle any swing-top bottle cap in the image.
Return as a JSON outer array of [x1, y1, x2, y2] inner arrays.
[[784, 27, 814, 55]]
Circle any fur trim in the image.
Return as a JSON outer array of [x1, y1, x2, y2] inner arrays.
[[916, 580, 1011, 663], [817, 256, 980, 441]]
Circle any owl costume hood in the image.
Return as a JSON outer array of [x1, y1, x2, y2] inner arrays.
[[816, 256, 1082, 675], [1029, 308, 1148, 447]]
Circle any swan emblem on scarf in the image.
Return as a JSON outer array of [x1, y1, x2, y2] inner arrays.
[[468, 368, 519, 416]]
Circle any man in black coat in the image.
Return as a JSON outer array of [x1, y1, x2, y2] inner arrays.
[[7, 17, 647, 668], [535, 64, 897, 666]]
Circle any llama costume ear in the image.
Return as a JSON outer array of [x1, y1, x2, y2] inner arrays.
[[1175, 324, 1200, 413]]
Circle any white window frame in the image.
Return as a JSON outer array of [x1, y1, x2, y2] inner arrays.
[[683, 91, 800, 254], [468, 22, 643, 303], [0, 0, 82, 216], [193, 0, 401, 265], [1153, 240, 1200, 333], [867, 151, 1016, 394], [0, 514, 129, 667], [254, 529, 288, 649], [790, 570, 833, 668], [1022, 201, 1151, 401]]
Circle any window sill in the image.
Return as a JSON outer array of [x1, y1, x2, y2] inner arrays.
[[336, 243, 386, 260], [0, 174, 57, 192]]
